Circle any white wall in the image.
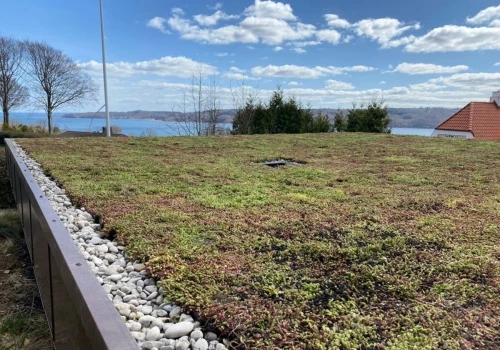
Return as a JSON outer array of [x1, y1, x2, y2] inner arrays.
[[431, 129, 474, 139], [490, 91, 500, 105]]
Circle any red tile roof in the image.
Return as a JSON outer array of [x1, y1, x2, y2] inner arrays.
[[436, 101, 500, 140]]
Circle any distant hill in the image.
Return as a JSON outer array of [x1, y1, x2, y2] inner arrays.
[[388, 108, 459, 128], [63, 107, 459, 129], [317, 108, 459, 129]]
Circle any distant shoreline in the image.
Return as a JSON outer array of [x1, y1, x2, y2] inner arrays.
[[12, 107, 460, 129], [55, 116, 167, 122]]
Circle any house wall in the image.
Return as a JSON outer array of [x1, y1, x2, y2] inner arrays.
[[431, 129, 474, 139]]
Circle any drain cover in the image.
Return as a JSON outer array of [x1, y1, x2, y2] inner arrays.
[[262, 159, 300, 167]]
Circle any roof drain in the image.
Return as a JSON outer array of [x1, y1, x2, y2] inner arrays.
[[262, 159, 301, 167]]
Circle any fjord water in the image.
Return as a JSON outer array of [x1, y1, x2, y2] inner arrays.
[[11, 113, 434, 137], [11, 113, 190, 136], [391, 128, 434, 136]]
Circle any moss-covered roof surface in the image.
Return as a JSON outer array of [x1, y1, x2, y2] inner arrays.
[[18, 134, 500, 349]]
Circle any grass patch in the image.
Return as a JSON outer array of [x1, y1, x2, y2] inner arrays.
[[0, 210, 23, 241], [0, 210, 52, 350], [17, 133, 500, 349]]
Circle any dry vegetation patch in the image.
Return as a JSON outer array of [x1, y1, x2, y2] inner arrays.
[[18, 134, 500, 349]]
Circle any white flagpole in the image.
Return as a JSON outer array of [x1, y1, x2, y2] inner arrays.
[[99, 0, 111, 137]]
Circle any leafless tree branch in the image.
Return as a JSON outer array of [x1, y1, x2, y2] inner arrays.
[[170, 64, 224, 136], [0, 37, 29, 126], [24, 41, 98, 133]]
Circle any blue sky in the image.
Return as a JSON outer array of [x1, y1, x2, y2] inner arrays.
[[2, 0, 500, 111]]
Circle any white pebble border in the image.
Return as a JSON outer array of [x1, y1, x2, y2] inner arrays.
[[12, 141, 229, 350]]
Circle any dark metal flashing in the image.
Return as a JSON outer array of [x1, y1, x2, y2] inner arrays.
[[4, 139, 138, 350]]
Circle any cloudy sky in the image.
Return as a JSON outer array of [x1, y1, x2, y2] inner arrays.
[[3, 0, 500, 111]]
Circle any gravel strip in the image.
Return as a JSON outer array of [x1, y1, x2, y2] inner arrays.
[[12, 141, 229, 350]]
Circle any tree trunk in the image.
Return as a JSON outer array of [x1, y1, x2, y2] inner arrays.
[[47, 108, 53, 134], [2, 109, 8, 127], [2, 98, 8, 127]]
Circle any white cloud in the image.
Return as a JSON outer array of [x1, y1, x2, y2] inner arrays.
[[79, 57, 218, 78], [229, 67, 245, 73], [428, 72, 500, 91], [495, 62, 500, 66], [343, 65, 376, 72], [288, 81, 301, 86], [324, 14, 351, 28], [405, 25, 500, 52], [147, 17, 170, 34], [172, 8, 185, 16], [252, 64, 335, 78], [396, 8, 500, 53], [222, 72, 259, 80], [289, 41, 321, 47], [168, 8, 316, 45], [383, 35, 416, 48], [210, 3, 223, 11], [353, 18, 420, 48], [316, 29, 341, 44], [409, 82, 445, 91], [194, 10, 239, 26], [155, 2, 500, 56], [247, 45, 256, 49], [215, 52, 229, 57], [291, 48, 306, 54], [273, 46, 283, 51], [137, 80, 191, 91], [251, 64, 375, 78], [380, 81, 386, 84], [239, 17, 316, 45], [159, 1, 316, 45], [244, 0, 296, 20], [168, 16, 259, 44], [325, 79, 355, 90], [343, 35, 353, 43], [222, 67, 260, 80], [157, 1, 425, 50], [115, 97, 142, 104], [391, 63, 469, 75], [466, 5, 500, 26]]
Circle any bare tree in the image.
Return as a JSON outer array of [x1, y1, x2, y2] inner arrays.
[[171, 64, 223, 136], [0, 37, 29, 126], [24, 41, 97, 133], [171, 88, 193, 135], [204, 74, 222, 136], [230, 78, 260, 112], [230, 79, 261, 134], [190, 64, 205, 136]]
